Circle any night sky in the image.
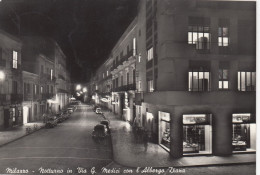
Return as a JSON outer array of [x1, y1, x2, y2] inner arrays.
[[0, 0, 138, 83]]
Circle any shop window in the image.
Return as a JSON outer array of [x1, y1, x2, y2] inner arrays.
[[237, 71, 256, 91], [147, 47, 153, 61], [183, 114, 212, 155], [218, 27, 229, 46], [219, 69, 229, 90], [159, 112, 170, 151], [147, 79, 154, 92], [12, 51, 18, 69], [188, 26, 210, 50], [188, 70, 210, 91], [232, 114, 256, 152]]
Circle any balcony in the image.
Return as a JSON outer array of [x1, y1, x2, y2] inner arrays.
[[58, 74, 66, 81], [111, 50, 135, 72], [24, 93, 33, 101], [42, 93, 54, 100], [10, 94, 23, 104], [40, 73, 56, 83], [113, 83, 136, 92]]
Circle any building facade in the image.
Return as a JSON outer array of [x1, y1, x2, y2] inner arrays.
[[0, 30, 23, 129], [89, 0, 256, 158], [135, 0, 256, 158]]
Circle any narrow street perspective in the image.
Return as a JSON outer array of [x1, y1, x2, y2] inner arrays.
[[0, 104, 113, 174]]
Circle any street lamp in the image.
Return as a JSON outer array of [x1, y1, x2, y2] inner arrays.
[[76, 84, 81, 91], [83, 87, 87, 93], [0, 71, 5, 81]]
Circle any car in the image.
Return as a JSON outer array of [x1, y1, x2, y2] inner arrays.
[[95, 108, 103, 114], [92, 124, 109, 142], [67, 107, 74, 114], [100, 120, 110, 129], [61, 111, 70, 120], [56, 113, 65, 123], [45, 115, 58, 128]]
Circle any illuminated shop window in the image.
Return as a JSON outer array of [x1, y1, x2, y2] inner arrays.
[[159, 112, 170, 151], [188, 26, 210, 50], [219, 69, 229, 90], [232, 114, 256, 152], [237, 71, 256, 91], [218, 27, 229, 46], [183, 114, 212, 155], [189, 70, 210, 91]]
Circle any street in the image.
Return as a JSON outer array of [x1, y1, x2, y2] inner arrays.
[[0, 104, 112, 174]]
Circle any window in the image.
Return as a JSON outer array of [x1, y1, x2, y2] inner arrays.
[[147, 47, 153, 61], [218, 27, 229, 46], [138, 80, 142, 91], [12, 81, 18, 94], [138, 54, 141, 62], [12, 51, 18, 69], [40, 86, 43, 94], [34, 84, 37, 95], [51, 86, 53, 94], [103, 73, 105, 78], [147, 79, 154, 92], [219, 69, 229, 90], [183, 114, 212, 155], [126, 72, 129, 85], [107, 71, 109, 76], [51, 69, 53, 80], [41, 65, 44, 74], [238, 71, 256, 91], [121, 75, 123, 86], [188, 26, 210, 50], [232, 113, 256, 152], [189, 70, 210, 91], [133, 38, 136, 56]]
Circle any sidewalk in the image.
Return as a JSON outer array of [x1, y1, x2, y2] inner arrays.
[[0, 121, 45, 147], [103, 111, 256, 168]]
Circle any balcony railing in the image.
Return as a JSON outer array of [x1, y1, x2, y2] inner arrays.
[[42, 93, 54, 100], [10, 94, 23, 104], [111, 50, 135, 71], [113, 83, 136, 92]]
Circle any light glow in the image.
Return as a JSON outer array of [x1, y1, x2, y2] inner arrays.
[[76, 84, 81, 90], [83, 87, 87, 92], [0, 71, 5, 81]]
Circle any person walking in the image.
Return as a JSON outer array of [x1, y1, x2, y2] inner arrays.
[[143, 130, 149, 152]]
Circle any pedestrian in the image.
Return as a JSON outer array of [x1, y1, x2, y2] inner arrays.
[[143, 130, 149, 152]]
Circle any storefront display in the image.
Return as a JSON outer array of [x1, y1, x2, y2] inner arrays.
[[158, 112, 170, 151], [232, 113, 256, 152], [183, 114, 212, 155]]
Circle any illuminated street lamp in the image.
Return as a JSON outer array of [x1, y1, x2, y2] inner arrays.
[[83, 87, 87, 93], [76, 84, 81, 91], [0, 71, 5, 81]]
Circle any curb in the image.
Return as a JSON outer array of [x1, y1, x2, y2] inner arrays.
[[0, 124, 45, 148]]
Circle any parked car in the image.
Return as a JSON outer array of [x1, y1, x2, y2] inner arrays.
[[67, 107, 74, 114], [56, 113, 65, 123], [61, 110, 70, 120], [95, 108, 103, 114], [100, 120, 110, 133], [100, 120, 110, 129], [45, 115, 58, 128], [92, 124, 109, 142]]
